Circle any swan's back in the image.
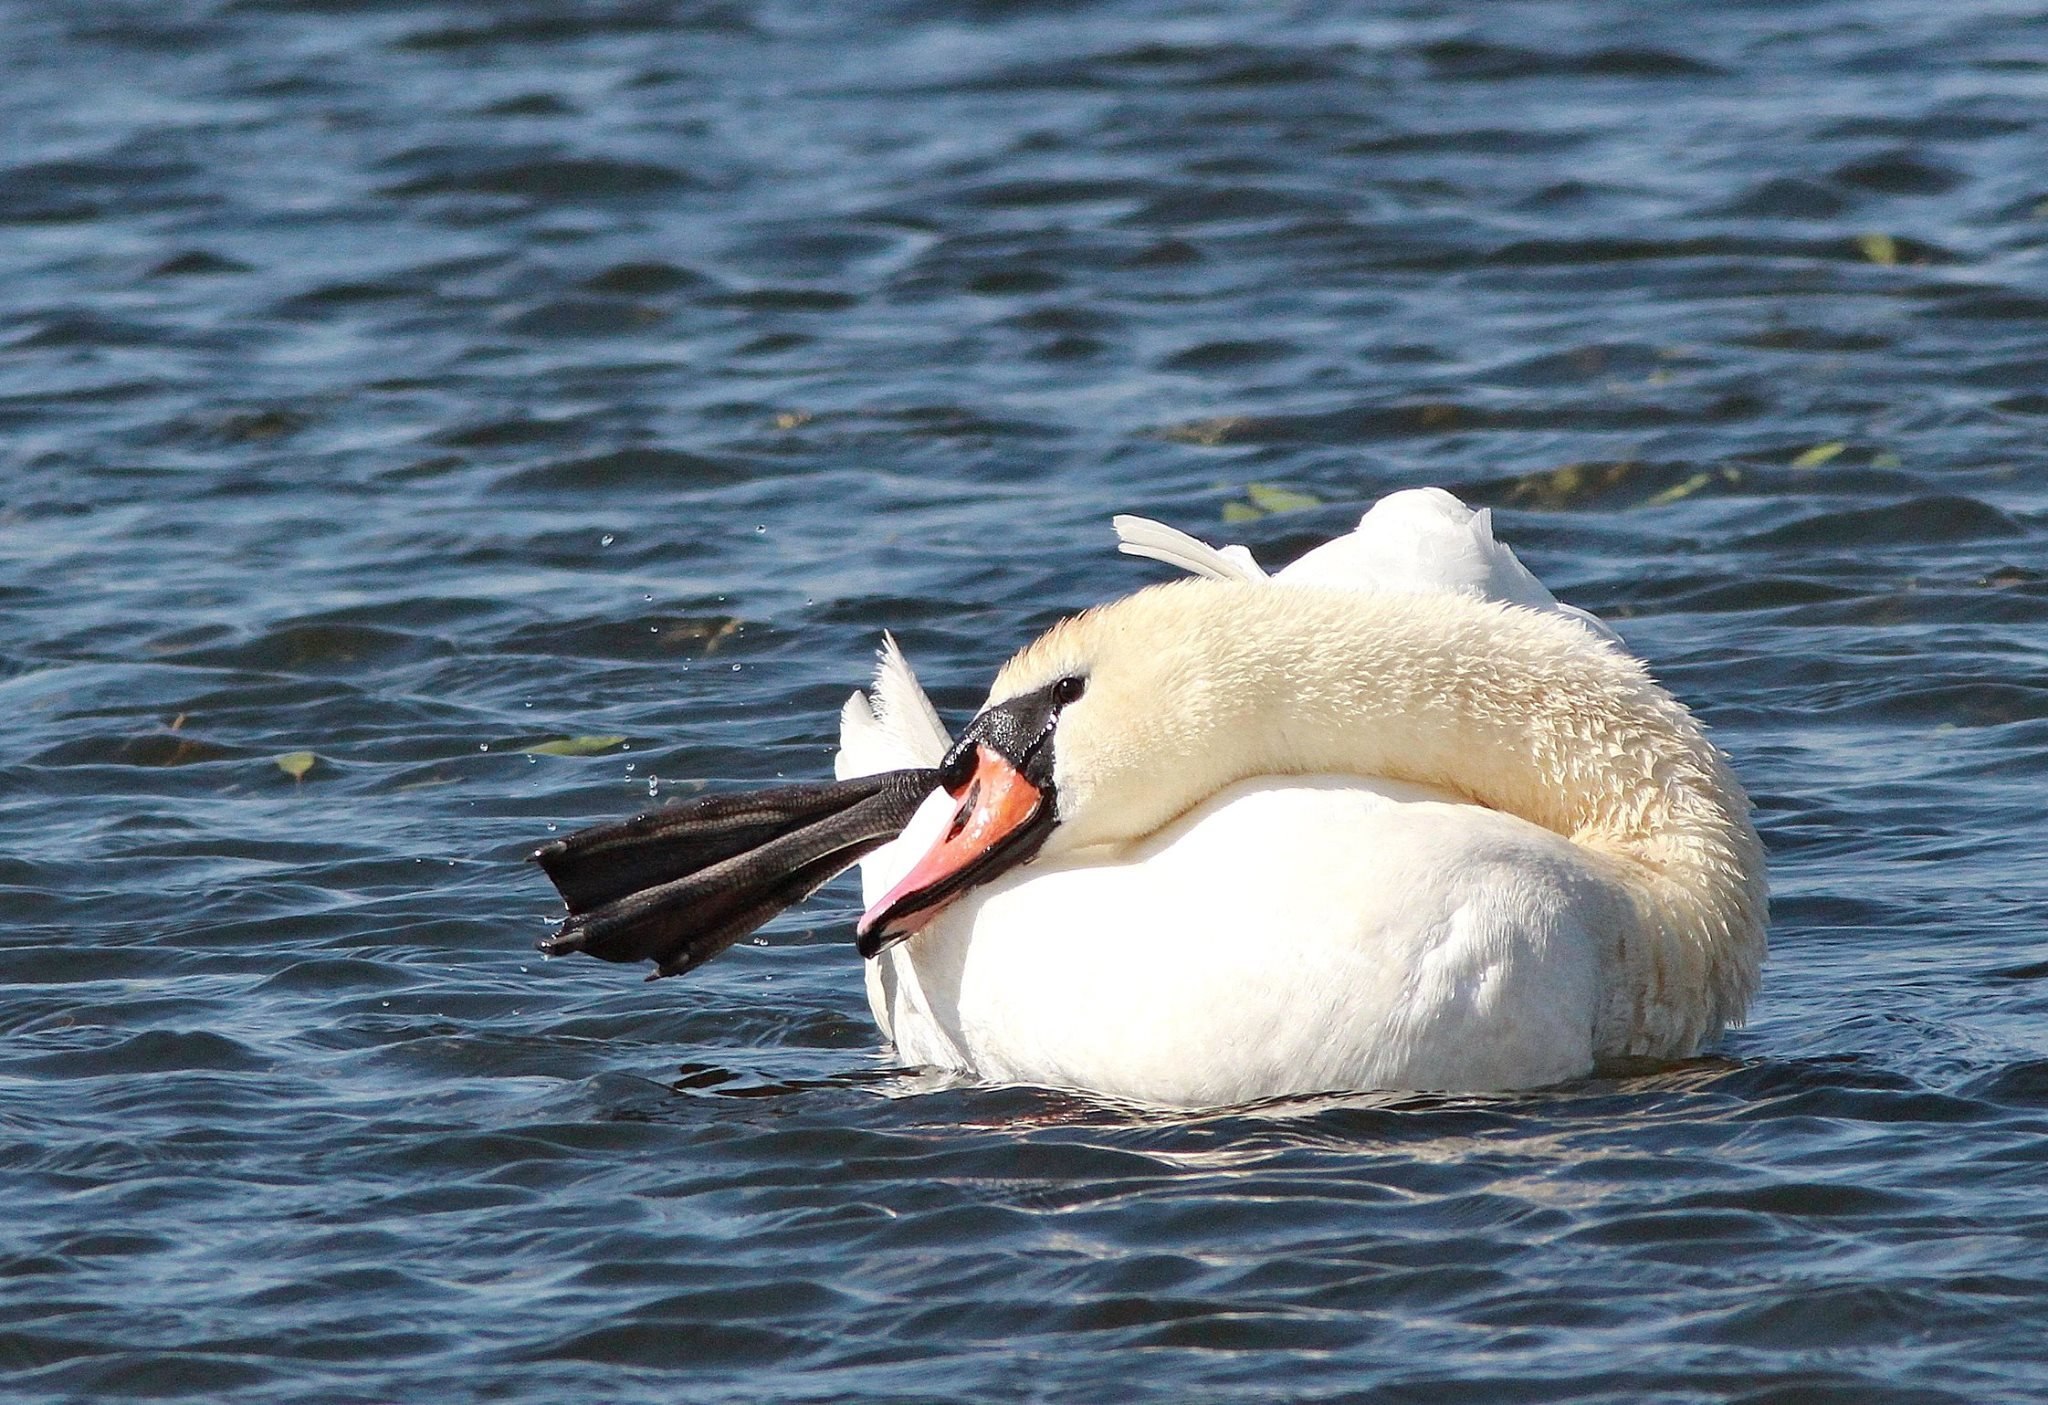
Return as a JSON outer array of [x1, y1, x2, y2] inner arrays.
[[1116, 487, 1624, 645], [1279, 487, 1553, 599]]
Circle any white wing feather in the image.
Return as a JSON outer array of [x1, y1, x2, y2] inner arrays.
[[836, 632, 951, 780]]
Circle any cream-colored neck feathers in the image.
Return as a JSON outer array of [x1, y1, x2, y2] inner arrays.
[[989, 579, 1767, 1058]]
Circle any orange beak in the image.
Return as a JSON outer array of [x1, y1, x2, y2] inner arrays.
[[856, 744, 1047, 955]]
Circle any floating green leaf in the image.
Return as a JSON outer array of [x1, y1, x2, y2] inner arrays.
[[1157, 415, 1248, 446], [522, 735, 627, 757], [1244, 482, 1322, 514], [1498, 460, 1642, 510], [1646, 472, 1713, 507], [1856, 232, 1898, 266], [275, 750, 317, 780], [1791, 441, 1847, 469], [1221, 481, 1324, 523]]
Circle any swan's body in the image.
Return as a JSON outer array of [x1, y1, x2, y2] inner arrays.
[[834, 490, 1764, 1107], [863, 776, 1631, 1103]]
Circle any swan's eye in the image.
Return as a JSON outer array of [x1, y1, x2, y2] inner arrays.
[[1050, 675, 1086, 707]]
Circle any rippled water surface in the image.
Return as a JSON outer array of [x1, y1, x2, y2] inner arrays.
[[6, 0, 2048, 1399]]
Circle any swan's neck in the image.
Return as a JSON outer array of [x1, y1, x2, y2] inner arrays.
[[1045, 583, 1767, 1054]]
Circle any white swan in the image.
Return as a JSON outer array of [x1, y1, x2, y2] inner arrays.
[[538, 488, 1765, 1110], [832, 489, 1764, 1107]]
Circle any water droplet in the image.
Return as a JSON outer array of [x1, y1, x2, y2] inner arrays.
[[643, 593, 653, 602], [730, 663, 741, 671], [545, 822, 558, 832], [600, 533, 615, 547], [754, 524, 766, 534], [478, 743, 489, 752], [624, 763, 636, 773]]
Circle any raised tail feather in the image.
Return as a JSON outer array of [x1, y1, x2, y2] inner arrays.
[[1111, 514, 1267, 583], [534, 768, 939, 978]]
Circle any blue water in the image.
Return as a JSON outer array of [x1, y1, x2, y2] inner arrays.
[[5, 0, 2048, 1399]]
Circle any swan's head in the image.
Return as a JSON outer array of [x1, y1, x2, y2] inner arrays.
[[855, 581, 1274, 953]]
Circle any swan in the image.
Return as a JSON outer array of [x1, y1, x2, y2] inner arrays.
[[535, 489, 1766, 1108]]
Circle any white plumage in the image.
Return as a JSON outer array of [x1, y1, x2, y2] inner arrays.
[[836, 489, 1764, 1108]]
